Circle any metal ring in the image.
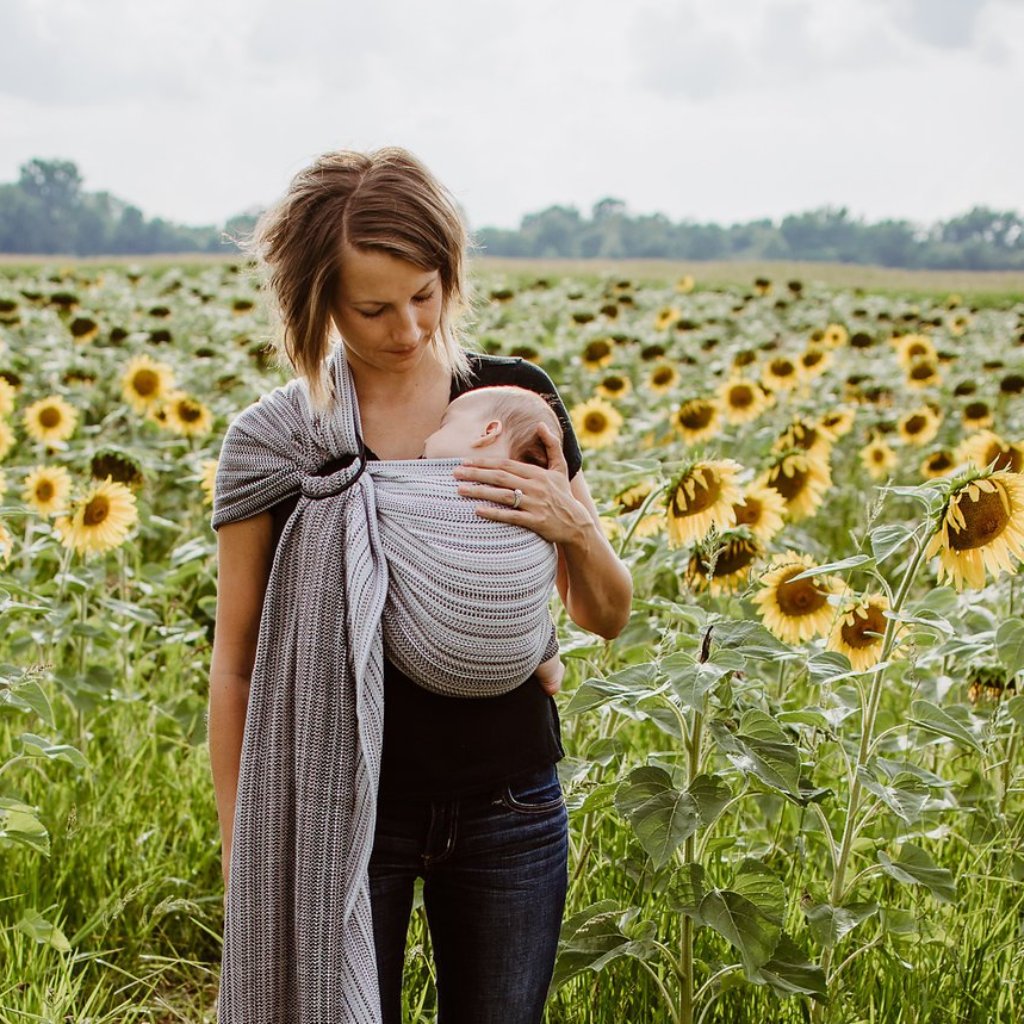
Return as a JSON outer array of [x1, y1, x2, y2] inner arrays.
[[511, 487, 524, 510]]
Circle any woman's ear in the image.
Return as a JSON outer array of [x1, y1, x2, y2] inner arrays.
[[470, 418, 504, 449]]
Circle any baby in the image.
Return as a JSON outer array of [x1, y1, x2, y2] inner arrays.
[[421, 385, 566, 695]]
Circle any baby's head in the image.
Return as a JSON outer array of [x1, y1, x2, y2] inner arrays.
[[422, 386, 564, 466]]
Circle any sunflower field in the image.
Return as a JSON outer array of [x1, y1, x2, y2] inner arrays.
[[0, 261, 1022, 1023]]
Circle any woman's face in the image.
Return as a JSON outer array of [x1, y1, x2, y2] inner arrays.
[[332, 245, 443, 376]]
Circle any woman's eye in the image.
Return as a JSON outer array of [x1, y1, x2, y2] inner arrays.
[[358, 309, 384, 319], [414, 292, 435, 304]]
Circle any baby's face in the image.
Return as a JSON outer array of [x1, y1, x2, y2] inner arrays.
[[422, 393, 505, 459]]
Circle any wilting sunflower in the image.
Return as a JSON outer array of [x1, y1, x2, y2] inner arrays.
[[819, 406, 856, 438], [731, 482, 787, 544], [961, 401, 994, 431], [826, 594, 897, 672], [772, 418, 835, 463], [687, 535, 763, 595], [615, 480, 664, 539], [898, 406, 942, 447], [665, 459, 743, 547], [905, 358, 942, 389], [200, 458, 219, 506], [800, 346, 832, 378], [581, 338, 615, 371], [23, 395, 78, 445], [0, 419, 13, 461], [672, 398, 721, 445], [958, 430, 1024, 474], [762, 356, 801, 391], [896, 334, 937, 369], [596, 374, 632, 400], [717, 378, 767, 424], [654, 306, 681, 331], [822, 323, 848, 348], [22, 465, 73, 515], [646, 361, 680, 395], [925, 471, 1024, 590], [921, 448, 959, 480], [0, 378, 16, 417], [752, 553, 840, 644], [860, 437, 898, 480], [758, 452, 831, 522], [570, 396, 624, 449], [161, 392, 214, 437], [121, 354, 175, 413], [54, 476, 138, 556]]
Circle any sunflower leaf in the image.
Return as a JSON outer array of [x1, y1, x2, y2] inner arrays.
[[716, 710, 802, 798], [688, 773, 732, 827], [733, 859, 785, 924], [614, 766, 700, 869], [870, 523, 916, 563], [877, 844, 956, 903], [786, 554, 873, 581], [995, 619, 1024, 678], [699, 889, 781, 971], [753, 933, 827, 1000], [802, 900, 877, 948], [909, 699, 985, 755], [563, 663, 665, 716], [666, 862, 706, 919]]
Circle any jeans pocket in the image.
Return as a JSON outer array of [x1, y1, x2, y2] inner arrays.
[[500, 765, 565, 815]]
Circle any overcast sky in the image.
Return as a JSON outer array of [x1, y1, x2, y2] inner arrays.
[[2, 0, 1021, 231]]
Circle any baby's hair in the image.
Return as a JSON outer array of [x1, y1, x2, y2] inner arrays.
[[463, 386, 564, 467]]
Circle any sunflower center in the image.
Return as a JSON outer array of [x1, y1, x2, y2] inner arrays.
[[769, 463, 808, 500], [905, 415, 927, 434], [965, 402, 989, 420], [584, 341, 611, 362], [840, 604, 887, 649], [83, 495, 110, 526], [133, 369, 159, 396], [948, 486, 1011, 551], [697, 540, 758, 577], [776, 570, 828, 616], [584, 411, 608, 433], [36, 480, 54, 501], [653, 368, 674, 386], [910, 361, 936, 381], [672, 469, 721, 517], [733, 497, 761, 526], [770, 359, 795, 377], [679, 402, 714, 429], [178, 400, 202, 422], [39, 407, 61, 428], [928, 452, 953, 471], [602, 376, 625, 393], [728, 386, 754, 408]]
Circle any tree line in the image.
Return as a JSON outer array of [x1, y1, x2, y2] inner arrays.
[[2, 158, 1022, 271]]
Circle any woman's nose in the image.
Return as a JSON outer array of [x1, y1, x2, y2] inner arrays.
[[393, 303, 419, 343]]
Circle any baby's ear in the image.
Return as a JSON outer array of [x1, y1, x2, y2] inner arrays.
[[470, 418, 504, 449]]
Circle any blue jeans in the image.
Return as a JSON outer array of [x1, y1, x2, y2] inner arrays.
[[368, 763, 569, 1024]]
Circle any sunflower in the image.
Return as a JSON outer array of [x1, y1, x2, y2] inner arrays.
[[731, 482, 787, 544], [121, 354, 175, 413], [762, 356, 801, 391], [896, 334, 937, 369], [967, 666, 1017, 704], [654, 307, 681, 331], [860, 437, 898, 480], [752, 553, 840, 644], [200, 458, 219, 506], [0, 378, 16, 417], [921, 449, 958, 480], [646, 361, 680, 395], [925, 471, 1024, 590], [22, 465, 73, 515], [676, 275, 695, 294], [0, 418, 13, 460], [69, 316, 99, 343], [958, 430, 1024, 474], [753, 277, 772, 296], [826, 594, 896, 672], [897, 406, 941, 447], [905, 358, 942, 390], [961, 401, 994, 431], [570, 396, 624, 449], [161, 392, 214, 437], [948, 314, 970, 337], [91, 450, 145, 489], [758, 452, 831, 522], [800, 345, 832, 378], [687, 535, 763, 595], [819, 406, 856, 438], [54, 477, 138, 556], [596, 374, 632, 400], [23, 395, 78, 445], [717, 378, 767, 424], [665, 459, 743, 547], [0, 520, 12, 567], [672, 398, 721, 445], [772, 418, 835, 463], [822, 324, 848, 348], [581, 338, 615, 370], [615, 480, 664, 539]]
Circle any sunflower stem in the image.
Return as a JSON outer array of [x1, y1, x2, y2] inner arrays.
[[815, 530, 930, 1011], [616, 481, 669, 559]]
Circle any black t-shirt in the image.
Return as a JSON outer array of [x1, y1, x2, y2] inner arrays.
[[268, 352, 583, 799]]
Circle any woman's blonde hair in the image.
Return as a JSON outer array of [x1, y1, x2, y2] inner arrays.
[[240, 146, 476, 412]]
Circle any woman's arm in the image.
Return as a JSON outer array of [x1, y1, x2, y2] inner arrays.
[[452, 423, 633, 640], [208, 511, 274, 888]]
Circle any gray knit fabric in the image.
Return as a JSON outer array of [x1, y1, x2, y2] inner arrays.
[[210, 342, 557, 1022]]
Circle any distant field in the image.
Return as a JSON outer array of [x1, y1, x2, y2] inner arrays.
[[2, 252, 1022, 302]]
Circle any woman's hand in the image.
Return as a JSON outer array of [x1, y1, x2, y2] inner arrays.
[[451, 422, 592, 546]]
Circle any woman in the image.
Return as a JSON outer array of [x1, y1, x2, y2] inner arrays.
[[207, 146, 633, 1024]]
